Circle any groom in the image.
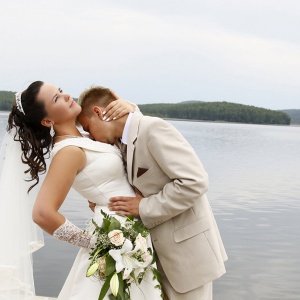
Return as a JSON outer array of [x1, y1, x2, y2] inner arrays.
[[77, 86, 228, 300]]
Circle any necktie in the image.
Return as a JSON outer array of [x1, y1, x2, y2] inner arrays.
[[117, 139, 127, 172], [120, 142, 127, 163]]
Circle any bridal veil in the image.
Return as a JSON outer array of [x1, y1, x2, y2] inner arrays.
[[0, 129, 44, 299]]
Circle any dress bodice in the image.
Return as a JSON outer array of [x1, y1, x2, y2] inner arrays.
[[52, 139, 162, 300], [51, 137, 135, 206]]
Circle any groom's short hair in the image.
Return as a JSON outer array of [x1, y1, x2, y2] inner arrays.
[[78, 86, 115, 117]]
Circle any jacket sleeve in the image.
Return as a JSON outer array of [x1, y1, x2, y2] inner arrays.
[[139, 118, 209, 229]]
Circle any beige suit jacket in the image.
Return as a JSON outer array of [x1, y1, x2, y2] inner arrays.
[[126, 112, 228, 294]]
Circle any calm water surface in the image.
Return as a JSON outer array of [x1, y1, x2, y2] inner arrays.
[[0, 112, 299, 300]]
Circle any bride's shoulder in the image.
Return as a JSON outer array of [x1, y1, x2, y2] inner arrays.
[[51, 138, 85, 158], [51, 137, 121, 158]]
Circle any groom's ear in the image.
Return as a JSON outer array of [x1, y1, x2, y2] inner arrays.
[[92, 106, 104, 120]]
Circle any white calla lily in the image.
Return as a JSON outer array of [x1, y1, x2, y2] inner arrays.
[[109, 238, 143, 277], [86, 261, 100, 277], [110, 273, 119, 297], [109, 239, 133, 272]]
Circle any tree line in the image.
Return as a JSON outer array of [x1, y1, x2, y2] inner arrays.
[[139, 101, 291, 125], [0, 91, 15, 110], [281, 109, 300, 125], [0, 91, 292, 125]]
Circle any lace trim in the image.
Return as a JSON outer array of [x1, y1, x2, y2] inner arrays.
[[53, 219, 96, 248]]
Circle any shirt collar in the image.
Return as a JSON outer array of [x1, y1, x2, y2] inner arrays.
[[121, 113, 133, 145]]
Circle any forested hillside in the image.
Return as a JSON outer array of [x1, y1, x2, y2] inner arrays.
[[139, 102, 291, 125], [280, 109, 300, 124]]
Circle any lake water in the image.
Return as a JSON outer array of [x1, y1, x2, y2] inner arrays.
[[0, 112, 299, 300]]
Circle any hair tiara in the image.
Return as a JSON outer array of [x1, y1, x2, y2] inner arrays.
[[15, 91, 25, 115]]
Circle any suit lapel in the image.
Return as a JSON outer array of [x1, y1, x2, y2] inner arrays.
[[126, 112, 143, 184]]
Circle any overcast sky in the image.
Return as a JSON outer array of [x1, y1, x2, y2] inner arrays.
[[0, 0, 299, 109]]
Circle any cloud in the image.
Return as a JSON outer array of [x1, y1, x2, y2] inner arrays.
[[0, 0, 299, 109]]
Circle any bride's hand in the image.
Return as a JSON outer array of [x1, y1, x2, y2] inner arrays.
[[103, 90, 135, 121]]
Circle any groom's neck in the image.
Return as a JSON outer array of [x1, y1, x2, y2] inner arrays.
[[113, 114, 128, 139]]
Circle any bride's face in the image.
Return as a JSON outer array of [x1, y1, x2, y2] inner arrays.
[[38, 83, 82, 124]]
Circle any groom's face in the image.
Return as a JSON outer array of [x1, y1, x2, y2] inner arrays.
[[78, 113, 117, 145]]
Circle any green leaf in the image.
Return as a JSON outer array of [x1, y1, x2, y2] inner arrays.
[[101, 210, 111, 220], [124, 292, 130, 300], [105, 255, 116, 277], [103, 218, 111, 232], [138, 273, 144, 284], [92, 219, 102, 231], [127, 215, 134, 221], [108, 217, 121, 231], [130, 270, 136, 282], [152, 267, 162, 285], [151, 248, 157, 264], [98, 273, 113, 300], [108, 294, 118, 300], [132, 220, 149, 235], [91, 248, 101, 261]]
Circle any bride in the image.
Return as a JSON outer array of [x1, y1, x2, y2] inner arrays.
[[0, 81, 162, 299]]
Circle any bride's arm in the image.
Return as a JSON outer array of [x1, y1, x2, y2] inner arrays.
[[102, 90, 141, 121], [32, 146, 94, 248]]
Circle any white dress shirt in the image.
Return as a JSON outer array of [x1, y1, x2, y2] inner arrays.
[[121, 112, 133, 145]]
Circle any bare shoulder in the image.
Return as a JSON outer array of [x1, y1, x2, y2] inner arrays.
[[50, 145, 86, 171]]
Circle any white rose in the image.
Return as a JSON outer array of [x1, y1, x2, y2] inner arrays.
[[98, 256, 106, 273], [135, 233, 148, 253], [142, 251, 153, 266], [108, 230, 125, 246]]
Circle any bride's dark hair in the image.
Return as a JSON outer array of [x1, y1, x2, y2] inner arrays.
[[7, 81, 53, 192]]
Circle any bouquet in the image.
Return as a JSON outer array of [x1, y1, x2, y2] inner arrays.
[[86, 210, 162, 300]]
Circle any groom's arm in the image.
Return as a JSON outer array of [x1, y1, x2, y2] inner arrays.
[[138, 118, 209, 228]]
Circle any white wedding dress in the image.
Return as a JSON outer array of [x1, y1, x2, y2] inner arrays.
[[51, 137, 162, 300]]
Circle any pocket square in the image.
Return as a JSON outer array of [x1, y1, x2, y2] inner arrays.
[[137, 167, 149, 178]]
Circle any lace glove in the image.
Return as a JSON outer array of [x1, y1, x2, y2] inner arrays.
[[53, 219, 96, 249]]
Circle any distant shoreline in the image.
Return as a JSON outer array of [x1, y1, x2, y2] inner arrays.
[[1, 111, 298, 127], [164, 117, 299, 127], [1, 95, 297, 125], [138, 102, 292, 126]]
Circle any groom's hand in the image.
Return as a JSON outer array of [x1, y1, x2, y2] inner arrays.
[[108, 191, 143, 218], [88, 200, 96, 212]]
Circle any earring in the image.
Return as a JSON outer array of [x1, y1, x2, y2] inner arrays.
[[50, 123, 55, 137]]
